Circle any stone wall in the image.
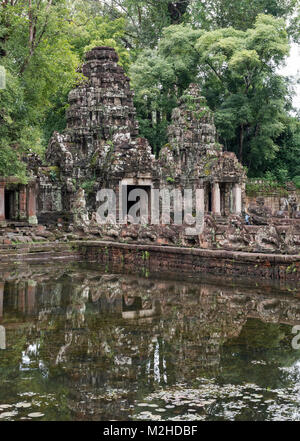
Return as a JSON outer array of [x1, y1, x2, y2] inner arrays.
[[79, 241, 300, 282], [246, 190, 300, 214], [245, 180, 300, 215], [0, 240, 298, 281], [42, 49, 245, 225]]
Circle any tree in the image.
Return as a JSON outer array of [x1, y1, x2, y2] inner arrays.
[[0, 0, 129, 177], [187, 0, 297, 31], [130, 25, 203, 154], [266, 116, 300, 183], [130, 15, 291, 174], [0, 0, 81, 177], [195, 15, 290, 167], [100, 0, 190, 50]]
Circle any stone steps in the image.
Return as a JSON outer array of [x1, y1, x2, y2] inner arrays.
[[0, 249, 80, 263], [0, 243, 77, 261]]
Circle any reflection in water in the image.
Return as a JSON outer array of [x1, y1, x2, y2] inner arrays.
[[0, 326, 5, 350], [0, 263, 299, 421]]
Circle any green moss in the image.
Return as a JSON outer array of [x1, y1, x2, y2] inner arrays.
[[286, 264, 297, 274], [82, 179, 96, 195], [166, 176, 175, 184], [40, 166, 60, 181], [90, 153, 99, 168], [246, 179, 289, 197], [293, 176, 300, 189]]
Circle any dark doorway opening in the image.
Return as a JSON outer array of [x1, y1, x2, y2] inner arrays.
[[122, 295, 142, 312], [4, 190, 14, 220], [208, 186, 212, 213], [123, 185, 151, 222], [220, 183, 226, 216]]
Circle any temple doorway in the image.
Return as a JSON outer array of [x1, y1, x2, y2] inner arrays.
[[220, 183, 226, 216], [208, 185, 212, 213], [4, 189, 15, 220], [122, 184, 151, 223]]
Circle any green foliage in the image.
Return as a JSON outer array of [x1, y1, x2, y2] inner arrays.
[[246, 178, 288, 197], [131, 14, 292, 174], [0, 0, 128, 178], [0, 0, 299, 181], [293, 176, 300, 189], [82, 179, 96, 195], [187, 0, 297, 31], [101, 0, 190, 50], [130, 26, 203, 155], [0, 146, 27, 182], [195, 14, 290, 168], [166, 176, 175, 184], [263, 117, 300, 182]]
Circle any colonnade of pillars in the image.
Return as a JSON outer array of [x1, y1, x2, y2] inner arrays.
[[0, 280, 37, 320], [0, 281, 37, 350], [212, 182, 242, 215], [0, 181, 37, 224], [201, 182, 242, 216]]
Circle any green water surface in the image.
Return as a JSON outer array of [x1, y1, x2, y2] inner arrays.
[[0, 263, 299, 421]]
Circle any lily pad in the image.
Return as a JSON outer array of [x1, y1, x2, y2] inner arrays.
[[28, 412, 44, 418]]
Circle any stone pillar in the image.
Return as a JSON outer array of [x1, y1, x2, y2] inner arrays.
[[0, 282, 4, 319], [212, 183, 221, 215], [0, 326, 5, 350], [196, 187, 205, 215], [27, 280, 36, 315], [27, 182, 38, 225], [0, 182, 5, 222], [18, 283, 26, 314], [19, 185, 27, 220], [195, 187, 205, 233], [233, 183, 242, 215]]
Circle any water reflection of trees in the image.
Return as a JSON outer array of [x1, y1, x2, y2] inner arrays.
[[0, 264, 300, 420]]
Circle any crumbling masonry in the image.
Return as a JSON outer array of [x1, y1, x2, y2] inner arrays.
[[43, 47, 245, 224], [0, 47, 299, 254]]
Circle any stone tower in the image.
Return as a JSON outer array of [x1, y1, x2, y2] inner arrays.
[[66, 46, 139, 153], [46, 47, 156, 181], [45, 47, 157, 215], [159, 84, 245, 216]]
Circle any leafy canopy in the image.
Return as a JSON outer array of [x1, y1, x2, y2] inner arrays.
[[130, 14, 292, 175]]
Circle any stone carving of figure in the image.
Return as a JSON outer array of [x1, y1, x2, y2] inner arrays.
[[248, 197, 272, 225], [219, 215, 252, 251], [0, 326, 5, 350], [72, 188, 90, 228], [288, 194, 298, 218]]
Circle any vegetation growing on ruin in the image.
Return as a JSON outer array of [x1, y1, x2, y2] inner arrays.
[[0, 0, 299, 183], [246, 179, 290, 197]]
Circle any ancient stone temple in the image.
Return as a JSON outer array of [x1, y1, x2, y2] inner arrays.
[[159, 84, 245, 218], [0, 178, 37, 226], [40, 47, 245, 226], [0, 47, 299, 254], [44, 46, 157, 223]]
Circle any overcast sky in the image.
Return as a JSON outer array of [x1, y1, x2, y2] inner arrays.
[[280, 42, 300, 111]]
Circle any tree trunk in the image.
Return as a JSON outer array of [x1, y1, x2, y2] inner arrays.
[[0, 0, 11, 57], [167, 1, 189, 24], [239, 124, 244, 163]]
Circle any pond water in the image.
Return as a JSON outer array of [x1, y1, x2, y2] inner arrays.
[[0, 262, 300, 421]]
